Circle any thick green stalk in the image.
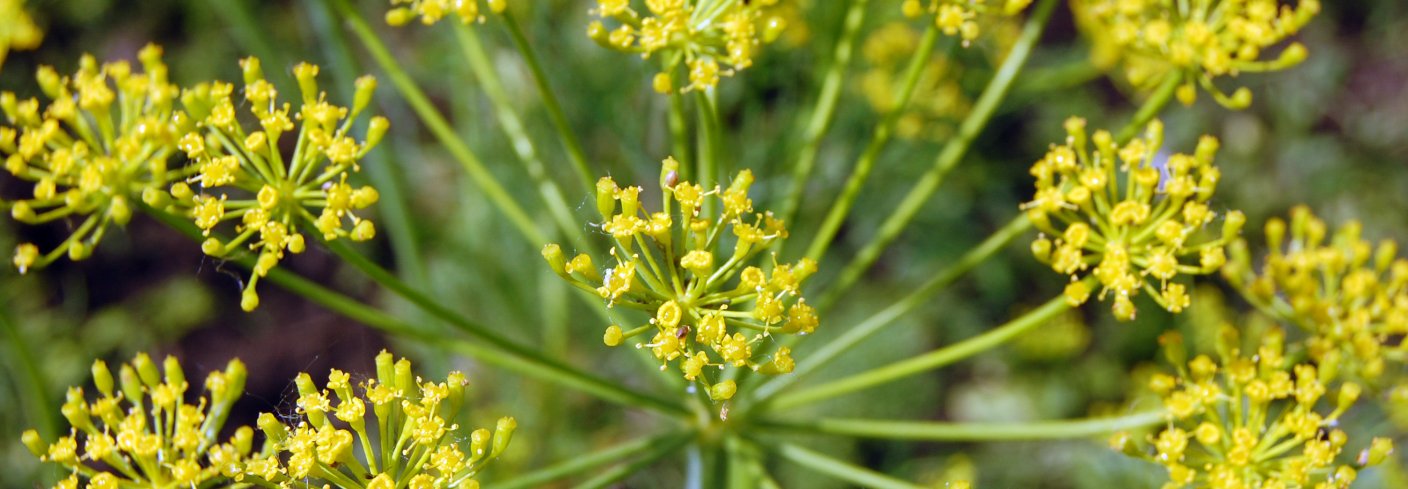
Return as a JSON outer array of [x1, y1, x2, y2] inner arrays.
[[453, 23, 590, 253], [695, 90, 722, 209], [1117, 72, 1181, 144], [498, 9, 595, 194], [818, 0, 1058, 303], [145, 207, 686, 415], [768, 292, 1072, 411], [777, 0, 869, 225], [0, 309, 57, 438], [327, 0, 545, 245], [758, 409, 1166, 441], [801, 24, 942, 261], [569, 433, 693, 489], [493, 432, 692, 489], [764, 441, 925, 489], [669, 92, 692, 176], [748, 215, 1032, 403]]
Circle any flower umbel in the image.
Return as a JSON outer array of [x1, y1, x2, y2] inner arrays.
[[1073, 0, 1319, 108], [0, 0, 43, 70], [385, 0, 507, 26], [1224, 206, 1408, 382], [1111, 328, 1391, 489], [544, 157, 816, 399], [2, 45, 183, 273], [20, 354, 270, 489], [586, 0, 792, 92], [1025, 118, 1244, 321], [165, 58, 387, 311], [900, 0, 1033, 44], [257, 350, 516, 488]]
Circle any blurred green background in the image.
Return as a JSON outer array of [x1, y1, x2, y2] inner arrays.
[[2, 0, 1406, 487]]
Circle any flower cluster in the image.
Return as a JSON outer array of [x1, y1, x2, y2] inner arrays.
[[1025, 118, 1243, 321], [587, 0, 791, 92], [159, 57, 387, 311], [901, 0, 1032, 44], [858, 22, 971, 141], [1072, 0, 1320, 108], [1111, 328, 1393, 489], [20, 354, 267, 489], [1224, 206, 1408, 382], [0, 0, 43, 70], [256, 350, 516, 488], [385, 0, 506, 26], [23, 351, 515, 489], [3, 45, 183, 274], [544, 157, 816, 400]]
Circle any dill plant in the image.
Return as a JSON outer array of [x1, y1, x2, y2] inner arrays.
[[3, 0, 1406, 487]]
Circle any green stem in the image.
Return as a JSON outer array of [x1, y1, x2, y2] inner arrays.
[[568, 432, 693, 489], [748, 215, 1032, 403], [763, 441, 925, 489], [757, 409, 1166, 441], [777, 0, 869, 225], [817, 0, 1058, 303], [669, 92, 692, 175], [695, 90, 721, 203], [146, 207, 687, 415], [1116, 72, 1181, 144], [493, 432, 691, 489], [453, 23, 590, 253], [498, 9, 595, 194], [304, 0, 429, 290], [327, 0, 545, 245], [0, 308, 58, 439], [802, 24, 942, 261], [767, 291, 1073, 411]]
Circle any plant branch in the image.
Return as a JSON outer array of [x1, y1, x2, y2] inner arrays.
[[498, 8, 596, 194], [757, 409, 1166, 441], [767, 291, 1073, 411], [817, 0, 1058, 303], [777, 0, 869, 225], [762, 440, 925, 489], [568, 432, 693, 489], [493, 431, 692, 489]]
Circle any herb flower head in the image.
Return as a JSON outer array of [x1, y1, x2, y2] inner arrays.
[[165, 58, 387, 311], [586, 0, 792, 93], [1025, 118, 1243, 321], [20, 353, 270, 489], [544, 157, 815, 400], [385, 0, 507, 26], [0, 0, 43, 70], [1073, 0, 1319, 109], [900, 0, 1033, 45], [1224, 206, 1408, 382], [3, 45, 182, 273], [1111, 328, 1392, 489], [256, 350, 516, 488]]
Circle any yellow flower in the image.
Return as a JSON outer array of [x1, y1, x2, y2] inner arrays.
[[1111, 328, 1389, 488], [20, 354, 272, 487], [586, 0, 793, 92], [385, 0, 508, 26], [901, 0, 1032, 44], [0, 0, 42, 70], [258, 350, 516, 488], [167, 58, 387, 311], [2, 45, 183, 272], [1225, 206, 1408, 382], [1072, 0, 1319, 108], [544, 157, 816, 397], [1024, 118, 1243, 321]]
